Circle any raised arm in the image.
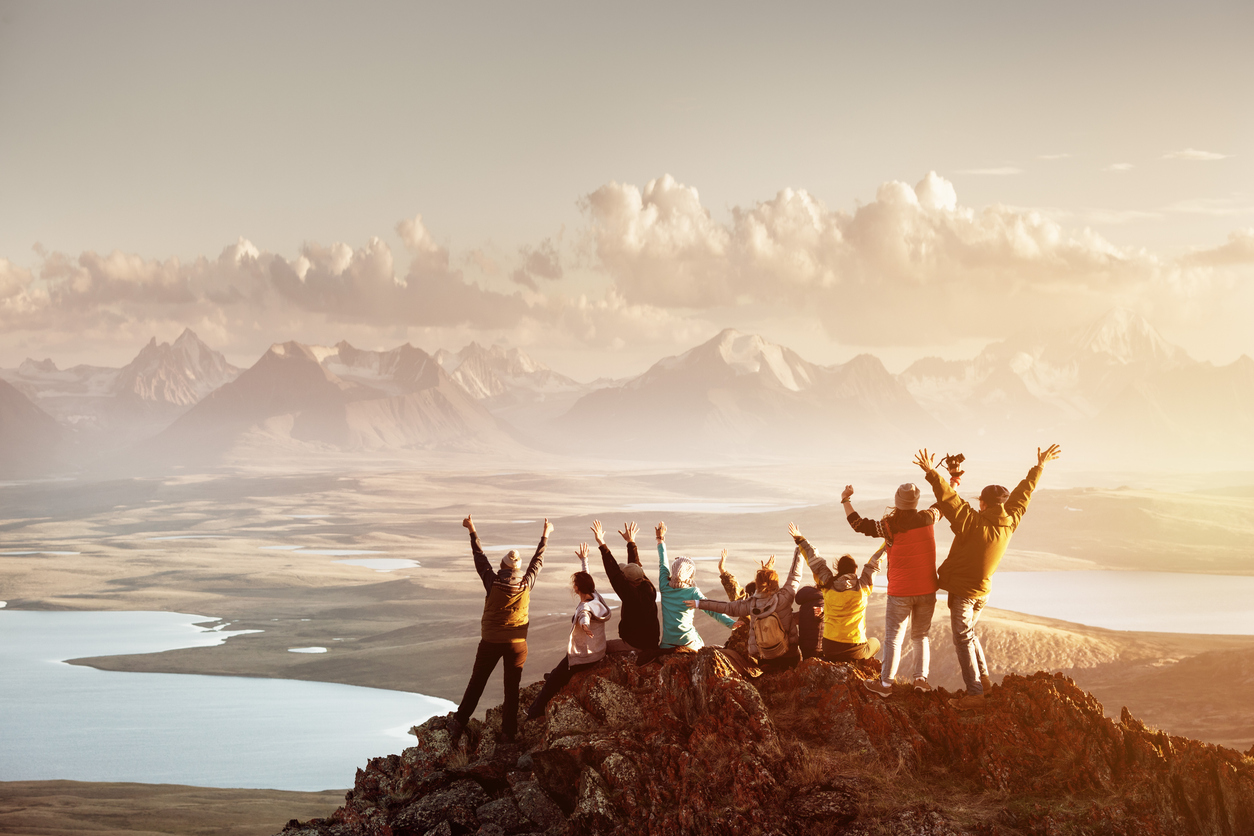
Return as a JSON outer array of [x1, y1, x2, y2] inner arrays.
[[842, 485, 883, 538], [917, 449, 977, 535], [656, 521, 669, 585], [717, 548, 745, 600], [595, 523, 630, 595], [789, 522, 834, 587], [465, 514, 495, 592], [858, 542, 887, 591], [520, 517, 552, 590], [1006, 445, 1059, 525], [576, 541, 592, 574], [782, 545, 804, 594]]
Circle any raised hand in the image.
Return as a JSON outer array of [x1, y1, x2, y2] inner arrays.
[[841, 484, 854, 502], [913, 449, 936, 472], [655, 521, 667, 542], [787, 522, 802, 540], [618, 521, 638, 543], [590, 520, 606, 545], [1038, 444, 1062, 466], [576, 542, 590, 561], [462, 514, 475, 532], [717, 548, 728, 574], [542, 518, 554, 538], [762, 555, 776, 570]]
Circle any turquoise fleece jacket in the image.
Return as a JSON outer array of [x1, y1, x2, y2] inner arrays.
[[657, 542, 737, 648]]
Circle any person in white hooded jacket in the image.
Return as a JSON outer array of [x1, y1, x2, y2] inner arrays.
[[526, 542, 612, 720]]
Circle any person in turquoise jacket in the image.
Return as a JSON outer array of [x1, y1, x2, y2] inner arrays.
[[649, 521, 737, 658]]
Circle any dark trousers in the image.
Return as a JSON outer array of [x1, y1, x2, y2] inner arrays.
[[527, 655, 599, 719], [455, 639, 527, 738], [820, 636, 881, 663]]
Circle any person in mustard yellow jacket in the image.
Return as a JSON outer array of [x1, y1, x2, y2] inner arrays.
[[915, 444, 1061, 710], [448, 514, 550, 745]]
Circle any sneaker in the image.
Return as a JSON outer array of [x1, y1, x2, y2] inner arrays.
[[912, 677, 931, 692], [948, 693, 986, 710], [862, 679, 893, 699], [980, 674, 994, 694]]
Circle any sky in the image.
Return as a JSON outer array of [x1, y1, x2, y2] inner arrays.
[[1, 0, 1251, 378]]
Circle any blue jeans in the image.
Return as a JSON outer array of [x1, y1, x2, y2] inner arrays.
[[948, 595, 989, 695], [881, 593, 936, 683]]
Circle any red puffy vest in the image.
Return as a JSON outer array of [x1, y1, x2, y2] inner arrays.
[[885, 525, 938, 596]]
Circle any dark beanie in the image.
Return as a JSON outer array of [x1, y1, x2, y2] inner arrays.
[[980, 484, 1010, 504]]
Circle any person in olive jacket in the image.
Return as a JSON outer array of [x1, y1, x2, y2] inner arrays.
[[915, 444, 1061, 709], [591, 520, 661, 652], [449, 514, 551, 744]]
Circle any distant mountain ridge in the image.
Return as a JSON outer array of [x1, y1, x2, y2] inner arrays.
[[2, 309, 1251, 470], [154, 339, 515, 461], [900, 308, 1254, 461], [559, 328, 935, 456], [112, 328, 240, 410]]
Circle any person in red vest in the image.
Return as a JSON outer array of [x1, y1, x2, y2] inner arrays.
[[844, 482, 942, 697]]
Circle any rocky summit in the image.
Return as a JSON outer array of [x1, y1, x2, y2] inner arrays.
[[279, 643, 1254, 836]]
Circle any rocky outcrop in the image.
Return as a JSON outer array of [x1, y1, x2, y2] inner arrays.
[[279, 650, 1254, 836]]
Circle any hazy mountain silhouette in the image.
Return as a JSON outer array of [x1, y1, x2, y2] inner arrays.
[[153, 340, 515, 462], [0, 378, 63, 472], [558, 329, 934, 457], [111, 328, 240, 413]]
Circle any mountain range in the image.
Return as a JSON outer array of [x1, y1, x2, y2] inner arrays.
[[2, 309, 1251, 470]]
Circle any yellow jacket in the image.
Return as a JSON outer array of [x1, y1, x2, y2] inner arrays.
[[795, 536, 885, 645]]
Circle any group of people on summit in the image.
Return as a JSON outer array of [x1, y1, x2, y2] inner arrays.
[[447, 444, 1062, 743]]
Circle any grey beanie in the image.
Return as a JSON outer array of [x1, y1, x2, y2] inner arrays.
[[895, 483, 921, 511], [622, 562, 645, 583], [499, 549, 522, 573]]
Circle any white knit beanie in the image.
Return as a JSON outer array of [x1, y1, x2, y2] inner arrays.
[[499, 549, 522, 573], [668, 556, 695, 588]]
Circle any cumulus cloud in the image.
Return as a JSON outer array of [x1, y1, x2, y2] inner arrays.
[[1182, 229, 1254, 267], [583, 171, 1173, 343], [0, 258, 33, 300], [511, 236, 564, 290], [1163, 148, 1231, 161], [0, 213, 702, 368]]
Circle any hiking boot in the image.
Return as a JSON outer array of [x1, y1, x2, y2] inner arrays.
[[862, 679, 893, 699], [912, 677, 931, 692], [980, 674, 994, 694], [447, 716, 465, 746], [948, 693, 986, 710]]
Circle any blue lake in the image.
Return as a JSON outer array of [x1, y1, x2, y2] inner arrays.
[[0, 611, 453, 791]]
